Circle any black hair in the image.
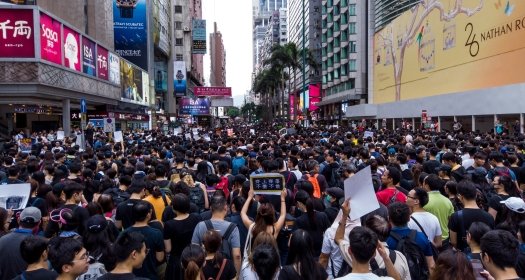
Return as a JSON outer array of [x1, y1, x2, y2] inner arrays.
[[457, 180, 477, 200], [62, 181, 85, 200], [210, 194, 227, 213], [286, 230, 324, 280], [468, 222, 491, 246], [252, 244, 280, 280], [488, 151, 504, 163], [348, 226, 379, 263], [20, 236, 48, 264], [132, 200, 152, 222], [480, 229, 519, 270], [48, 237, 84, 274], [155, 164, 166, 177], [128, 181, 146, 194], [365, 215, 391, 242], [388, 202, 411, 226], [386, 166, 401, 185], [113, 231, 145, 262], [181, 244, 206, 280], [232, 195, 246, 212], [172, 193, 191, 213], [413, 187, 429, 207], [425, 174, 444, 191]]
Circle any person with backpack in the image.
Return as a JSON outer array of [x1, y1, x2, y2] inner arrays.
[[335, 226, 400, 280], [232, 149, 246, 176], [376, 167, 408, 206], [303, 159, 328, 199], [181, 171, 209, 212], [406, 187, 443, 249], [387, 202, 435, 279], [78, 215, 117, 280], [191, 194, 242, 274], [12, 236, 58, 280], [202, 230, 237, 280], [322, 150, 343, 189]]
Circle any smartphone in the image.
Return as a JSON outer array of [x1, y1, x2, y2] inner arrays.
[[471, 259, 485, 280]]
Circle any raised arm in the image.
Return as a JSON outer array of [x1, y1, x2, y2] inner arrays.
[[240, 187, 255, 229], [274, 188, 287, 237], [335, 199, 350, 245]]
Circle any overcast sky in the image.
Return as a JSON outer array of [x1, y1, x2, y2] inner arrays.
[[202, 0, 253, 107]]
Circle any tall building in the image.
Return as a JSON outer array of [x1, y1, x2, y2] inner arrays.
[[209, 22, 226, 87], [259, 8, 288, 71], [316, 0, 368, 123], [287, 0, 322, 120]]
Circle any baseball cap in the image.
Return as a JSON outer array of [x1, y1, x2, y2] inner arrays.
[[326, 187, 344, 200], [500, 197, 525, 213], [86, 215, 108, 233], [20, 207, 41, 225]]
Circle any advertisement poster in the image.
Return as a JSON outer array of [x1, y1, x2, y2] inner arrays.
[[63, 25, 81, 72], [289, 94, 296, 120], [120, 60, 147, 105], [82, 36, 96, 77], [113, 0, 148, 70], [192, 19, 206, 54], [108, 52, 120, 85], [19, 138, 32, 153], [309, 84, 321, 111], [173, 61, 187, 96], [374, 0, 525, 103], [179, 97, 210, 115], [194, 86, 232, 97], [154, 62, 168, 92], [0, 9, 35, 58], [142, 71, 150, 105], [152, 0, 170, 55], [96, 45, 108, 80], [40, 12, 62, 65]]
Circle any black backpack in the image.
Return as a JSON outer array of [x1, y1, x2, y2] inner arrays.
[[189, 183, 205, 210], [204, 220, 236, 260], [370, 249, 397, 276], [390, 230, 429, 280]]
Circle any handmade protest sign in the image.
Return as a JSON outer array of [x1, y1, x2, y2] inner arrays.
[[250, 173, 285, 195]]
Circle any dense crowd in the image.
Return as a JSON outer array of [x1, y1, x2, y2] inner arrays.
[[1, 122, 525, 280]]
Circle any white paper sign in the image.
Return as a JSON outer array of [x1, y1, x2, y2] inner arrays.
[[192, 128, 198, 134], [343, 166, 380, 220], [250, 129, 255, 135], [103, 118, 116, 133], [114, 131, 123, 143], [75, 133, 82, 147], [56, 131, 65, 140], [364, 131, 374, 139], [204, 135, 211, 142], [185, 133, 192, 139], [174, 128, 182, 135], [0, 183, 31, 210]]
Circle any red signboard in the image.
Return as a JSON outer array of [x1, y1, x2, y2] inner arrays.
[[194, 86, 232, 97], [309, 84, 321, 112], [96, 45, 108, 80], [39, 12, 62, 65], [63, 25, 81, 71], [0, 9, 35, 58]]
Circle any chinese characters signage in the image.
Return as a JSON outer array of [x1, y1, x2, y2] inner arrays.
[[40, 12, 61, 65], [113, 0, 148, 70], [63, 25, 81, 72], [194, 86, 232, 97], [0, 9, 34, 58], [96, 45, 108, 80], [250, 173, 285, 195], [82, 36, 96, 77], [179, 97, 210, 115], [192, 19, 206, 54]]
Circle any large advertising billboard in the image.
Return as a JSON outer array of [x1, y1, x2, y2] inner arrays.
[[289, 94, 296, 120], [374, 0, 525, 104], [0, 9, 34, 58], [173, 61, 187, 96], [40, 12, 61, 65], [194, 86, 232, 97], [113, 0, 148, 71], [82, 36, 96, 77], [192, 19, 206, 54], [309, 84, 321, 111], [97, 45, 108, 80], [63, 25, 81, 72], [120, 59, 147, 106], [109, 52, 120, 85], [179, 97, 211, 115]]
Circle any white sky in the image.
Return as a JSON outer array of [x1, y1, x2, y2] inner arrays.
[[202, 0, 253, 107]]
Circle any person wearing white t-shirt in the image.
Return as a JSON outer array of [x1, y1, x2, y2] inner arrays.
[[406, 187, 442, 248], [334, 200, 399, 280]]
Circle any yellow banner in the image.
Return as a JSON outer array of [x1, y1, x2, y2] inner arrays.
[[373, 0, 525, 103]]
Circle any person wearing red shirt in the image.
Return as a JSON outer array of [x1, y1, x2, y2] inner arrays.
[[376, 167, 407, 206]]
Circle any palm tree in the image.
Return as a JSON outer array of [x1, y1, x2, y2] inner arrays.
[[253, 68, 279, 122]]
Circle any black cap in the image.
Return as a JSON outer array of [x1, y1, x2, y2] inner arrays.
[[86, 215, 108, 233], [326, 187, 344, 200]]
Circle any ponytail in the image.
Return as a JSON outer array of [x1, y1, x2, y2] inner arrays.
[[184, 260, 201, 280], [305, 198, 316, 230], [181, 244, 205, 280]]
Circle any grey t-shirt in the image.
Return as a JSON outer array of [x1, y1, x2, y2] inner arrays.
[[191, 219, 241, 249]]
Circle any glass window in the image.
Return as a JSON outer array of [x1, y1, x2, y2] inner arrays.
[[322, 33, 327, 43], [327, 0, 333, 8], [175, 21, 182, 30], [334, 22, 340, 32], [349, 59, 356, 71], [341, 13, 348, 24], [323, 75, 327, 84], [334, 52, 340, 63], [349, 4, 356, 16], [341, 63, 347, 76], [341, 46, 347, 59], [349, 22, 356, 34], [328, 72, 332, 82], [334, 4, 339, 16], [334, 37, 340, 48], [322, 19, 327, 28], [341, 0, 348, 7], [175, 38, 183, 46], [176, 54, 183, 61], [334, 69, 339, 79], [328, 13, 333, 23], [341, 29, 347, 41], [350, 41, 356, 53], [322, 5, 327, 14], [174, 5, 182, 13]]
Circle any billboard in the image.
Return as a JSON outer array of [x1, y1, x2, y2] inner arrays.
[[108, 52, 120, 85], [154, 61, 168, 92], [96, 45, 108, 80], [309, 84, 321, 111], [142, 71, 150, 105], [82, 36, 96, 77], [113, 0, 148, 70], [289, 93, 296, 120], [179, 97, 211, 115], [0, 9, 34, 58], [120, 59, 147, 106], [374, 0, 525, 104], [194, 86, 232, 97], [40, 12, 61, 65], [173, 61, 187, 96], [63, 25, 81, 72], [152, 0, 170, 55], [192, 19, 206, 54]]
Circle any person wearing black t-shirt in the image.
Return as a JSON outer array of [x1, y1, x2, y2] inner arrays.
[[12, 235, 57, 280], [97, 231, 149, 280], [115, 182, 146, 230], [449, 181, 495, 252]]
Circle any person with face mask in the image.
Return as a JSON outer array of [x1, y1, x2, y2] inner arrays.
[[324, 187, 344, 224]]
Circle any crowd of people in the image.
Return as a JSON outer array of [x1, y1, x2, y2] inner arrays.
[[0, 122, 525, 280]]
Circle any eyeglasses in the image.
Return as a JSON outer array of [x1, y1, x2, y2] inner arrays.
[[72, 252, 90, 262], [407, 195, 418, 200]]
